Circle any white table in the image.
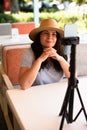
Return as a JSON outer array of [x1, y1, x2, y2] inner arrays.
[[6, 77, 87, 130], [0, 34, 32, 45]]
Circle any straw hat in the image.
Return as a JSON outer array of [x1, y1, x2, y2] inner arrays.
[[29, 18, 64, 41]]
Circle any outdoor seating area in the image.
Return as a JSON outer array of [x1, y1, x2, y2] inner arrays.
[[0, 22, 87, 130], [0, 42, 86, 130], [0, 0, 87, 129]]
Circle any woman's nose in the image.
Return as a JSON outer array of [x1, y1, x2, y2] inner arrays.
[[47, 33, 53, 38]]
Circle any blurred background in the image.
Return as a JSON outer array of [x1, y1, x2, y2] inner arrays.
[[0, 0, 87, 31], [0, 1, 87, 130]]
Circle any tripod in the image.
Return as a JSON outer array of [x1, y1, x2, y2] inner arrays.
[[59, 36, 87, 130]]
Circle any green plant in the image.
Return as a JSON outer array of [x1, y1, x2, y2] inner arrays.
[[0, 13, 18, 23], [0, 11, 87, 32]]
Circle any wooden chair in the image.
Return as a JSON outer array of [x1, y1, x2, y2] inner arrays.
[[0, 44, 30, 130]]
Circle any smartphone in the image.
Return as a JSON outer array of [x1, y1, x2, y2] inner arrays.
[[64, 24, 78, 37], [63, 24, 78, 55]]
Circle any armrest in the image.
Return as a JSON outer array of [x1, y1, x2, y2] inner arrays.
[[1, 73, 14, 90], [0, 65, 14, 130], [0, 64, 14, 90]]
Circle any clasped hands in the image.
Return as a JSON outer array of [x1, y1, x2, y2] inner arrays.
[[39, 48, 61, 62]]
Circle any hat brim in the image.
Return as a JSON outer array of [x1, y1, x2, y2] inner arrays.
[[29, 27, 64, 41]]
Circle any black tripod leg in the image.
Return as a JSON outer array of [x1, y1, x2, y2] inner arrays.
[[59, 84, 75, 130], [59, 83, 71, 116], [59, 109, 66, 130], [75, 87, 87, 121], [67, 88, 74, 123]]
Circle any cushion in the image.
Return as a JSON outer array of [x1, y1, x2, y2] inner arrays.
[[2, 44, 30, 85]]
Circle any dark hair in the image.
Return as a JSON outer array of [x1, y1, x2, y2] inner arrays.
[[31, 32, 67, 72]]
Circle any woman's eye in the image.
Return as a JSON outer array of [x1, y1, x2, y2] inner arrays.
[[53, 33, 57, 36]]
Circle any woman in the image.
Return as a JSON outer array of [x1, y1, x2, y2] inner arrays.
[[19, 18, 70, 90]]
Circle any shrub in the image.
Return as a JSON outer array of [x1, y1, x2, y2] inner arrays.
[[0, 13, 18, 23], [0, 11, 86, 31]]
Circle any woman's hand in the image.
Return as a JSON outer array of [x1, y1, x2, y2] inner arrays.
[[42, 47, 61, 61], [42, 47, 70, 78], [38, 47, 57, 62]]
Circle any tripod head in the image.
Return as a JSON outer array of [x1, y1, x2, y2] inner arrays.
[[62, 36, 79, 45]]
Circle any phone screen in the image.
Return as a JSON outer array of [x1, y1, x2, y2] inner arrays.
[[63, 24, 78, 55], [64, 24, 77, 37]]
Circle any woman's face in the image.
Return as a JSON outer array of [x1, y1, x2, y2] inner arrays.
[[40, 30, 57, 48]]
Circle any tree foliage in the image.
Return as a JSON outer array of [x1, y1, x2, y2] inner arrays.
[[0, 0, 87, 14]]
